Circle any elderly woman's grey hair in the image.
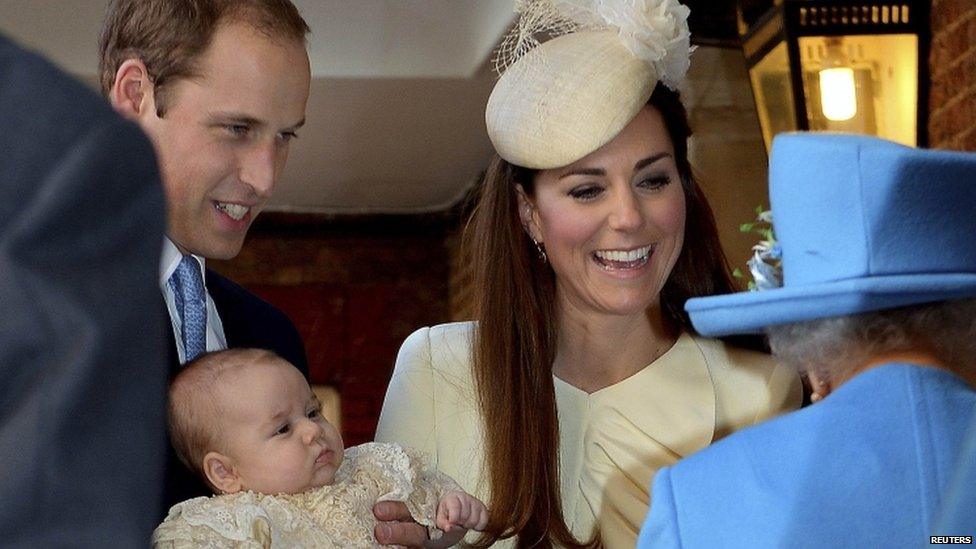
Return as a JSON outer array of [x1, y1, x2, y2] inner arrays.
[[765, 298, 976, 386]]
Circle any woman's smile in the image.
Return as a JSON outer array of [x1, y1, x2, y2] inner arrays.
[[592, 244, 655, 271]]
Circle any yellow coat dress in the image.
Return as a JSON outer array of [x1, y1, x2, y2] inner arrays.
[[375, 322, 801, 548]]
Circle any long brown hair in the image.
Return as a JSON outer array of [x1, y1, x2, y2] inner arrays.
[[466, 85, 738, 547]]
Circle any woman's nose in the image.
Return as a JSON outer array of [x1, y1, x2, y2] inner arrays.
[[608, 188, 645, 232]]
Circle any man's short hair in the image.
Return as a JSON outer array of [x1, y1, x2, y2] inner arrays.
[[98, 0, 310, 116], [168, 348, 279, 491]]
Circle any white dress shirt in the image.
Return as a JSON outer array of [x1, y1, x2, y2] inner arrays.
[[160, 237, 227, 364]]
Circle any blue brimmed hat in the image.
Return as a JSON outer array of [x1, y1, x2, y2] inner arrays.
[[686, 133, 976, 337]]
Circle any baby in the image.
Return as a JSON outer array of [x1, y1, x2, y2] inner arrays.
[[153, 348, 487, 548]]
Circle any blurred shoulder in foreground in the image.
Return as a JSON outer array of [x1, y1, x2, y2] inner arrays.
[[0, 32, 168, 548]]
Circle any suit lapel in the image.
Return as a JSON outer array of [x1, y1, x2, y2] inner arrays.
[[205, 268, 241, 348], [162, 298, 181, 375]]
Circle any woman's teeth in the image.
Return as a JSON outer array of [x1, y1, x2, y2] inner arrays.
[[593, 245, 653, 269], [215, 202, 249, 221]]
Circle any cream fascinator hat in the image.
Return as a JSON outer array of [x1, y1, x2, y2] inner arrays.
[[486, 0, 694, 169]]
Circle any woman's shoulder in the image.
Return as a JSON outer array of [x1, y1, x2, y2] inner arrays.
[[396, 321, 476, 373], [403, 321, 476, 346], [689, 334, 802, 415], [688, 335, 774, 372]]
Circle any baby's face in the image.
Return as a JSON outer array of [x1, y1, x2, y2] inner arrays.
[[217, 359, 344, 494]]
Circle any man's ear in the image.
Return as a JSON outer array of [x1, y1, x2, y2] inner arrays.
[[515, 184, 542, 244], [108, 58, 156, 122], [203, 451, 243, 494]]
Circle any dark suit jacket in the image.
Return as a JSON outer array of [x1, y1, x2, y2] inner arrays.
[[0, 34, 168, 547], [162, 269, 309, 510]]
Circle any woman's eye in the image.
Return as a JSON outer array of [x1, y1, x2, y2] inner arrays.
[[275, 424, 290, 436], [638, 175, 671, 190], [569, 186, 602, 201]]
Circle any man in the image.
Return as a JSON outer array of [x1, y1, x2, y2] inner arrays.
[[99, 2, 429, 544], [0, 33, 167, 545], [99, 0, 311, 507], [638, 134, 976, 548]]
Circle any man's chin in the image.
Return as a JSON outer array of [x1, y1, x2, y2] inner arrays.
[[181, 237, 246, 261], [207, 243, 246, 261]]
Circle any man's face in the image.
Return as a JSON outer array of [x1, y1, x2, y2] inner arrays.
[[139, 21, 311, 259]]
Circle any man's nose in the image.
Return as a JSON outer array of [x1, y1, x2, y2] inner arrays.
[[239, 141, 277, 198]]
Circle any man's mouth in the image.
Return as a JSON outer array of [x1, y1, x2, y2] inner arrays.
[[592, 244, 654, 270], [213, 202, 250, 221]]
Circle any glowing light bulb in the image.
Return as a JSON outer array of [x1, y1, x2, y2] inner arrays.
[[819, 67, 857, 121]]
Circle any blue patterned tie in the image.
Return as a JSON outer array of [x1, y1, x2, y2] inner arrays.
[[169, 255, 207, 361]]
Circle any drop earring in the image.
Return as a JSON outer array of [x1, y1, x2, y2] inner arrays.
[[530, 236, 548, 263]]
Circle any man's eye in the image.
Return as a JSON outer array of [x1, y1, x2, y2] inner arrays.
[[275, 424, 290, 436], [225, 124, 249, 136], [569, 186, 602, 201], [279, 131, 299, 143]]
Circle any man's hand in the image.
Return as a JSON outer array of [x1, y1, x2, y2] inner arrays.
[[374, 494, 490, 549], [373, 501, 428, 548]]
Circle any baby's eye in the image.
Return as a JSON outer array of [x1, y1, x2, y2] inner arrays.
[[307, 408, 320, 419], [275, 423, 291, 436]]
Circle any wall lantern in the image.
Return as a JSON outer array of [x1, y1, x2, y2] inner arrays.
[[738, 0, 930, 151]]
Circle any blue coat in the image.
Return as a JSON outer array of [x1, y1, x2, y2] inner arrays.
[[638, 363, 976, 548]]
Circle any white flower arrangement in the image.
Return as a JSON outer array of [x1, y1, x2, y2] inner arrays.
[[590, 0, 694, 89], [501, 0, 694, 88], [733, 206, 783, 291]]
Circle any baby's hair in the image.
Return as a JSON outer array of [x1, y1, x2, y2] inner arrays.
[[168, 348, 281, 491]]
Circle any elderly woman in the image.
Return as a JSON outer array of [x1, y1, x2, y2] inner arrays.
[[638, 133, 976, 548], [375, 1, 800, 547]]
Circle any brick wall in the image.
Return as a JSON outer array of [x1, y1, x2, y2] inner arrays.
[[210, 214, 453, 445], [929, 0, 976, 150]]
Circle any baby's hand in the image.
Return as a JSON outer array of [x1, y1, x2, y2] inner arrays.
[[435, 490, 489, 533]]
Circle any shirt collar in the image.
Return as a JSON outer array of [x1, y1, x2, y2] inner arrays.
[[159, 237, 207, 288]]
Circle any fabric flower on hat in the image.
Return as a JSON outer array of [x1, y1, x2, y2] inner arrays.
[[487, 0, 696, 168], [552, 0, 694, 89]]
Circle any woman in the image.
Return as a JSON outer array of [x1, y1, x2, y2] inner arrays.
[[639, 133, 976, 548], [376, 1, 800, 547]]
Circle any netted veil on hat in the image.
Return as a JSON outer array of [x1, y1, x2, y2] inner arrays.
[[485, 0, 694, 169]]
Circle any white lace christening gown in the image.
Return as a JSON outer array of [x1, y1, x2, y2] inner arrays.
[[152, 442, 461, 548]]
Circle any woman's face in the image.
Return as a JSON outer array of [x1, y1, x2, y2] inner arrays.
[[520, 105, 686, 317]]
